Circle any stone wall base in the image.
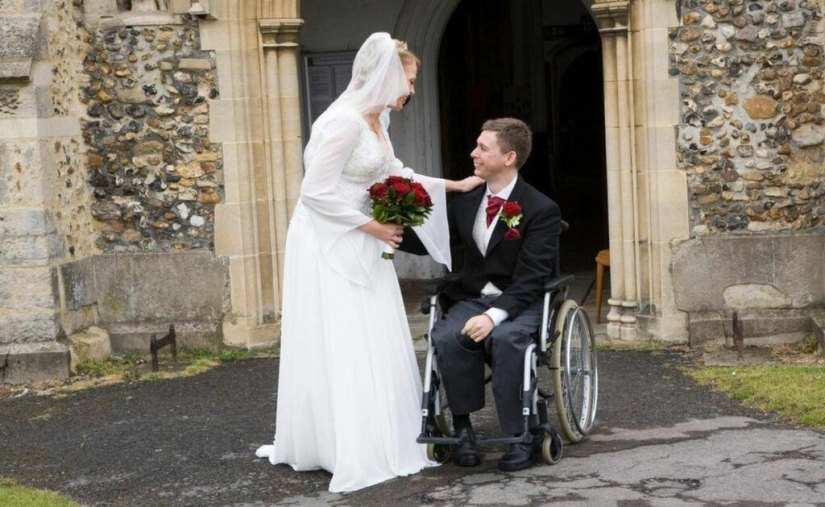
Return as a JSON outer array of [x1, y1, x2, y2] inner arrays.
[[108, 321, 222, 354], [221, 320, 279, 350], [59, 251, 229, 356], [812, 312, 825, 355], [66, 326, 111, 372], [672, 234, 825, 348], [0, 342, 70, 385], [687, 308, 825, 349]]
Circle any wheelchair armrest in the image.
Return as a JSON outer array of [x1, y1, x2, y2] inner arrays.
[[421, 281, 449, 314], [544, 274, 575, 293], [421, 277, 460, 314], [425, 282, 451, 296], [424, 275, 460, 296]]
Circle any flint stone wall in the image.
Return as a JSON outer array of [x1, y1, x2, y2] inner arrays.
[[673, 0, 825, 234], [70, 8, 229, 351], [82, 16, 223, 252], [1, 1, 230, 384]]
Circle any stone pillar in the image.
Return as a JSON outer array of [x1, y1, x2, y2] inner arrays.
[[633, 0, 689, 342], [592, 0, 640, 340], [259, 18, 304, 295], [0, 6, 71, 383], [204, 0, 303, 348], [591, 0, 690, 342]]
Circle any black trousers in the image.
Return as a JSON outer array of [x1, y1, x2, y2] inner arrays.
[[431, 296, 543, 435]]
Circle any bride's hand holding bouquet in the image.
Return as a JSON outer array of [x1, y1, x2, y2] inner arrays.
[[367, 176, 434, 259]]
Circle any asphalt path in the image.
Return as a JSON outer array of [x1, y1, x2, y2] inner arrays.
[[2, 349, 824, 506]]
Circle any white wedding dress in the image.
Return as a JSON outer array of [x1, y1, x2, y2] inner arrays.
[[256, 106, 449, 493]]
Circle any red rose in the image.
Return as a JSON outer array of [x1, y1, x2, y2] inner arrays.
[[369, 182, 389, 199], [366, 176, 433, 245], [413, 186, 430, 206], [504, 228, 521, 241], [502, 201, 522, 217], [393, 182, 411, 195]]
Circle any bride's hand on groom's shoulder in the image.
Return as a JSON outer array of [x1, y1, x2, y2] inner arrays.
[[448, 175, 484, 193]]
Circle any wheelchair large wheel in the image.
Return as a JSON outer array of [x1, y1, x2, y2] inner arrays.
[[552, 299, 599, 443], [424, 364, 453, 438]]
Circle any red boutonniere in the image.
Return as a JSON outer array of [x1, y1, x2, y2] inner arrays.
[[500, 201, 522, 241]]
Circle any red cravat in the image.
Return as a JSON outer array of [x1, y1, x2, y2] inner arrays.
[[486, 195, 504, 227]]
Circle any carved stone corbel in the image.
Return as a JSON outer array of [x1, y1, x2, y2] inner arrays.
[[590, 0, 630, 33], [259, 18, 303, 49]]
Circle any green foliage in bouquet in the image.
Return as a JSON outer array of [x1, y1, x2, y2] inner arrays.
[[367, 175, 433, 227]]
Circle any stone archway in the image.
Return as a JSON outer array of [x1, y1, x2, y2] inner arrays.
[[391, 0, 462, 183], [206, 0, 687, 345], [392, 0, 665, 340]]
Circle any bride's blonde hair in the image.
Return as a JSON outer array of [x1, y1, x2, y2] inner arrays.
[[395, 39, 420, 66]]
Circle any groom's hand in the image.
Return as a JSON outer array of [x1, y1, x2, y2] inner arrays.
[[462, 314, 495, 342]]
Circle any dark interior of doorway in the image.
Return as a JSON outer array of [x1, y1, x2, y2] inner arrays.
[[438, 0, 608, 272]]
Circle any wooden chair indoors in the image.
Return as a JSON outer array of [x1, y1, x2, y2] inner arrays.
[[594, 249, 610, 324]]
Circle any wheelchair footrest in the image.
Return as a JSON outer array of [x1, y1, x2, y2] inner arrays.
[[418, 433, 534, 447], [417, 435, 462, 445], [474, 434, 533, 446]]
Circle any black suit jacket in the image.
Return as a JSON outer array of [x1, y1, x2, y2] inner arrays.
[[403, 177, 561, 320]]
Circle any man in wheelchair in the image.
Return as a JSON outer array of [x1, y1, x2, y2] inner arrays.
[[401, 118, 562, 472]]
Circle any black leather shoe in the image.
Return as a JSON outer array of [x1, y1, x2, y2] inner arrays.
[[454, 426, 480, 467], [497, 438, 539, 472]]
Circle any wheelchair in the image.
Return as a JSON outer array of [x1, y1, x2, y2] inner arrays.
[[416, 269, 599, 466]]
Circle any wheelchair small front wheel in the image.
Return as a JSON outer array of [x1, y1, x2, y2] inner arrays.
[[426, 443, 451, 463], [541, 430, 563, 465]]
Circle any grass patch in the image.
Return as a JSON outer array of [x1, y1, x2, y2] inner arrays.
[[75, 347, 272, 382], [689, 364, 825, 429], [6, 347, 276, 398], [182, 358, 219, 377], [0, 478, 83, 507], [176, 347, 270, 363], [597, 340, 664, 352]]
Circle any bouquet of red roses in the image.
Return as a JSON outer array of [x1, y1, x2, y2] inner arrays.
[[367, 175, 433, 259]]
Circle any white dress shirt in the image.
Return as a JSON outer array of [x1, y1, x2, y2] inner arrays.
[[473, 176, 518, 327]]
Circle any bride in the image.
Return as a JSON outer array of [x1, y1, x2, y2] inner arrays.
[[255, 32, 482, 492]]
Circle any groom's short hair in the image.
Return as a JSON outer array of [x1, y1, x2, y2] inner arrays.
[[482, 118, 532, 169]]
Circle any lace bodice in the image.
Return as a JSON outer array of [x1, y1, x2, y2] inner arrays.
[[297, 105, 451, 276], [337, 125, 392, 216]]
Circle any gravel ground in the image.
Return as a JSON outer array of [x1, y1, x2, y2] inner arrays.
[[1, 347, 796, 507]]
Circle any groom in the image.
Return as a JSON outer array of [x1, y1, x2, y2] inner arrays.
[[403, 118, 561, 471]]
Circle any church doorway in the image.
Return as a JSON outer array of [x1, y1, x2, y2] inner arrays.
[[437, 0, 607, 271]]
